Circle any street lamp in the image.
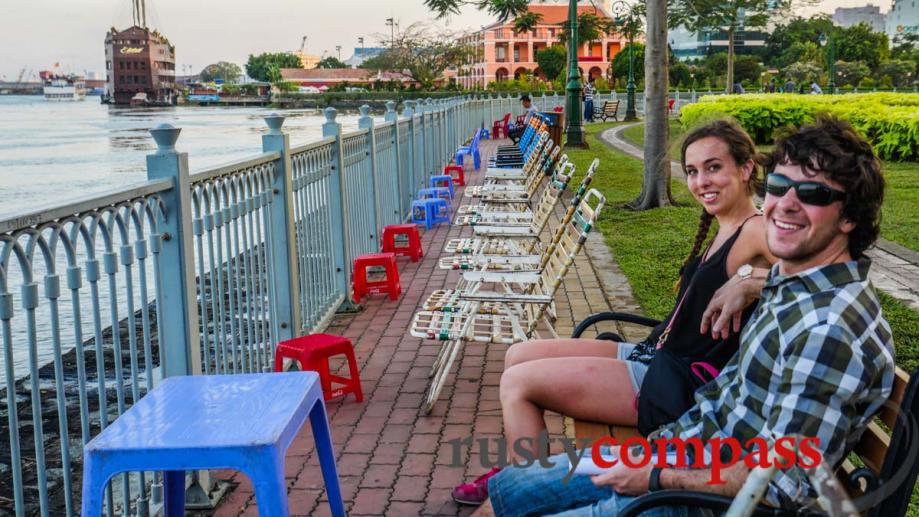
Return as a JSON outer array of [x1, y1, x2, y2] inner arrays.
[[818, 31, 835, 94], [385, 18, 395, 49], [611, 0, 637, 121], [358, 37, 365, 65], [336, 45, 342, 61], [563, 0, 587, 148]]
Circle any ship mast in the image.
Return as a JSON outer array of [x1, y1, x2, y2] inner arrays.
[[132, 0, 147, 28]]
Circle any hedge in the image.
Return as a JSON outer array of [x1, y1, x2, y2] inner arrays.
[[679, 93, 919, 161]]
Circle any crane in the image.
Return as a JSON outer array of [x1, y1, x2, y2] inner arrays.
[[299, 36, 308, 53]]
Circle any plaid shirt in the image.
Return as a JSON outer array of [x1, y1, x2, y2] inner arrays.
[[662, 258, 895, 508]]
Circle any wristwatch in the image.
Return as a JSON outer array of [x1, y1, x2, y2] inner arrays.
[[737, 263, 754, 280], [649, 467, 664, 492]]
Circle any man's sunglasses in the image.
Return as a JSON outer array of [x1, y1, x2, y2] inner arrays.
[[765, 173, 846, 206]]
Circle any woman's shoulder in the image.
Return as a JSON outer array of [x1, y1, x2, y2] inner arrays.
[[733, 214, 774, 263]]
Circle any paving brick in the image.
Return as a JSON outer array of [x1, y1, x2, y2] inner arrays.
[[350, 488, 393, 515], [391, 475, 430, 502], [361, 463, 400, 488], [400, 453, 437, 477]]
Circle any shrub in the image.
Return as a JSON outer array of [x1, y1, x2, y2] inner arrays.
[[679, 93, 919, 161]]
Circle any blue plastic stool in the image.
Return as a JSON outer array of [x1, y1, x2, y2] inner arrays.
[[80, 373, 345, 517], [418, 187, 452, 206], [411, 199, 435, 229], [429, 175, 455, 199], [426, 198, 451, 227]]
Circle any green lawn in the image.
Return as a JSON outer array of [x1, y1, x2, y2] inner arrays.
[[567, 121, 919, 513], [619, 121, 919, 253]]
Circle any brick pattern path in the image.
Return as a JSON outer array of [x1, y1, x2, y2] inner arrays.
[[212, 138, 645, 516], [599, 123, 919, 313]]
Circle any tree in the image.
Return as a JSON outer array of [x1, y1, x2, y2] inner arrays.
[[535, 45, 567, 84], [783, 62, 822, 84], [245, 52, 302, 82], [835, 22, 889, 71], [670, 61, 691, 88], [317, 56, 349, 69], [199, 61, 242, 83], [557, 12, 612, 45], [879, 59, 917, 87], [361, 23, 474, 89], [611, 43, 646, 87], [763, 15, 833, 68], [670, 0, 806, 92], [834, 60, 870, 87]]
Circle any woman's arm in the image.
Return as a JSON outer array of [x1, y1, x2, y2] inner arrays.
[[703, 215, 776, 339]]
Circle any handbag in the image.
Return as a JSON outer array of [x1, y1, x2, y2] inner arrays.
[[635, 276, 720, 435]]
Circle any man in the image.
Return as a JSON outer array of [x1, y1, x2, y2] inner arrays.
[[507, 95, 539, 144], [473, 116, 894, 516], [784, 79, 795, 93], [583, 77, 596, 122], [810, 82, 823, 94]]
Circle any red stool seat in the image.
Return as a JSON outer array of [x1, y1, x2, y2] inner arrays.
[[444, 165, 466, 186], [273, 334, 363, 402], [353, 252, 401, 303], [382, 224, 423, 262]]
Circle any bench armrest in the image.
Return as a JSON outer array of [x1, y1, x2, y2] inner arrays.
[[571, 311, 661, 338], [619, 491, 793, 517]]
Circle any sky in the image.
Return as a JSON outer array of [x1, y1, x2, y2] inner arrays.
[[0, 0, 895, 81]]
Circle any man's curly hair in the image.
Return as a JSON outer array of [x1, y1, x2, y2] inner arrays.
[[765, 115, 885, 258]]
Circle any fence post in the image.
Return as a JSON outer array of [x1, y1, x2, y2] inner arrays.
[[146, 124, 201, 378], [358, 105, 382, 249], [147, 124, 215, 508], [261, 114, 301, 341], [385, 101, 405, 220], [423, 99, 434, 177], [322, 108, 357, 311], [403, 100, 418, 197]]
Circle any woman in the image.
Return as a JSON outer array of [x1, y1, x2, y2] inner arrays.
[[453, 119, 776, 506]]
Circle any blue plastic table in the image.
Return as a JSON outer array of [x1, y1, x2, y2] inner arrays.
[[81, 372, 345, 516]]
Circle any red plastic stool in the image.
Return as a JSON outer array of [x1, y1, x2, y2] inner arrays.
[[381, 224, 424, 262], [353, 252, 401, 303], [273, 334, 363, 402], [444, 165, 466, 186]]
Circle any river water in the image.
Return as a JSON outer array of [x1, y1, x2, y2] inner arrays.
[[0, 95, 366, 214], [0, 95, 369, 385]]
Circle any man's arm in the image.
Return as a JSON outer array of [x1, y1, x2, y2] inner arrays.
[[699, 267, 768, 339], [591, 451, 749, 497]]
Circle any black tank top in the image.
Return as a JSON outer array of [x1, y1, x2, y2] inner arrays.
[[641, 216, 758, 369]]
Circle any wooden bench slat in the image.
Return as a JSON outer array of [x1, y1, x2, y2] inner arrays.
[[878, 367, 910, 429]]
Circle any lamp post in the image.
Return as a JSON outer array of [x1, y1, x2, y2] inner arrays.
[[385, 18, 395, 49], [818, 31, 835, 94], [611, 0, 637, 121], [358, 37, 364, 65], [563, 0, 586, 148], [336, 45, 342, 61]]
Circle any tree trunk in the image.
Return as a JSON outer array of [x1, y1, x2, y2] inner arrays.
[[629, 0, 673, 210], [726, 27, 735, 94]]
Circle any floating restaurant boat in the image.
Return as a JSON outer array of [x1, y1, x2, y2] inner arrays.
[[42, 74, 86, 101]]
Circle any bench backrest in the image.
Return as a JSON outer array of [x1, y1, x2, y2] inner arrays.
[[604, 100, 620, 112], [855, 367, 919, 517]]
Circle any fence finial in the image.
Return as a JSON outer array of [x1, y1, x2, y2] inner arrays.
[[358, 105, 371, 118], [402, 100, 415, 117], [264, 113, 286, 135], [150, 123, 181, 154], [385, 100, 396, 114], [324, 107, 338, 123], [384, 101, 397, 122]]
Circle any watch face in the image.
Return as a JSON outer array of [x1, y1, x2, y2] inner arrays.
[[738, 264, 753, 278]]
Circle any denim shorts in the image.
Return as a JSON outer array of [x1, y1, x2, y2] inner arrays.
[[618, 342, 650, 394], [488, 447, 713, 517]]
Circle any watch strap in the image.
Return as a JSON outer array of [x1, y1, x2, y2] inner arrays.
[[649, 467, 664, 492]]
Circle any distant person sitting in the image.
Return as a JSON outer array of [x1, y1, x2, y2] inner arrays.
[[732, 82, 745, 94], [784, 79, 795, 93], [810, 82, 823, 94], [583, 78, 596, 122], [507, 95, 538, 144]]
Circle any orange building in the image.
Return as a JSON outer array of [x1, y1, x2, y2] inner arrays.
[[456, 0, 628, 89]]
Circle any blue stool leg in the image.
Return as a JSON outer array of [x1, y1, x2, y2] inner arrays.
[[310, 400, 346, 517], [80, 453, 106, 516], [249, 451, 290, 517], [163, 470, 186, 517]]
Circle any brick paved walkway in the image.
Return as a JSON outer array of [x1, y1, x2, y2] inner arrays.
[[212, 138, 644, 516], [599, 122, 919, 312]]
